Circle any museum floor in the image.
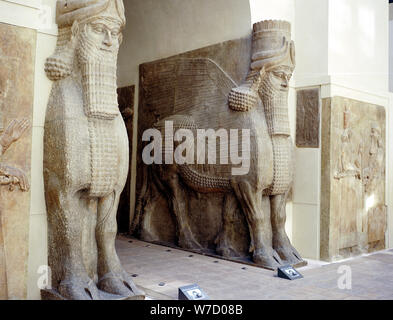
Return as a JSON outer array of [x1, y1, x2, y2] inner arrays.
[[116, 236, 393, 300]]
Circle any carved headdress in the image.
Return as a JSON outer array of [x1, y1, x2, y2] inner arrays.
[[250, 20, 295, 74], [45, 0, 125, 81], [56, 0, 125, 27], [229, 20, 295, 112]]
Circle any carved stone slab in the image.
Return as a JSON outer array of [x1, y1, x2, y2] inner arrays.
[[134, 38, 252, 261], [320, 96, 386, 261], [296, 88, 320, 148], [117, 85, 135, 233], [0, 22, 35, 299]]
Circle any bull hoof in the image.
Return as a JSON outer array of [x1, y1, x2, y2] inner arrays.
[[215, 233, 240, 258], [58, 277, 100, 300], [216, 245, 240, 258], [98, 271, 145, 299], [275, 245, 304, 266], [178, 235, 203, 251], [253, 248, 283, 269]]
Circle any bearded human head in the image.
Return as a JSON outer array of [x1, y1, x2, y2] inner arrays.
[[228, 20, 295, 114], [253, 21, 295, 136], [45, 0, 126, 120], [251, 20, 295, 92], [45, 0, 125, 81]]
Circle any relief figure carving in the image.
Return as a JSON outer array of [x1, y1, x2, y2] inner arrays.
[[0, 22, 36, 300], [363, 124, 384, 193], [321, 97, 386, 260], [0, 118, 30, 300], [135, 20, 305, 269], [0, 119, 30, 192], [334, 106, 362, 180]]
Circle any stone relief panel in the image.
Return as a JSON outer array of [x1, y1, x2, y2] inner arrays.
[[321, 96, 386, 261], [296, 88, 320, 148], [0, 22, 35, 300], [133, 39, 252, 255], [133, 20, 305, 270], [117, 85, 134, 233]]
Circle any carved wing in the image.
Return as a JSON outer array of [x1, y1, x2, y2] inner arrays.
[[139, 58, 243, 185], [139, 58, 237, 132], [173, 58, 237, 127]]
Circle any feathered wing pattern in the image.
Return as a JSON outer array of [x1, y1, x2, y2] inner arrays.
[[135, 58, 239, 230], [145, 58, 241, 189]]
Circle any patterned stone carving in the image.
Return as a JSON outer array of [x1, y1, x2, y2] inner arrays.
[[43, 0, 144, 300], [296, 88, 320, 148], [0, 119, 30, 300], [134, 20, 305, 270], [0, 119, 30, 191], [334, 105, 362, 180], [321, 97, 386, 261], [0, 22, 35, 300], [363, 124, 384, 193]]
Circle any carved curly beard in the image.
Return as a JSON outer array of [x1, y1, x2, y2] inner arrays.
[[76, 28, 120, 197], [77, 28, 120, 120], [259, 72, 290, 136], [260, 72, 293, 195]]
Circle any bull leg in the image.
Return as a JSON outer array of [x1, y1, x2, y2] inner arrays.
[[271, 193, 303, 265], [163, 169, 202, 250], [48, 190, 100, 300], [231, 179, 283, 269], [96, 191, 144, 299], [216, 193, 241, 258]]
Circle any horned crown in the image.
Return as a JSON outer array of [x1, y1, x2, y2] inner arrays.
[[228, 20, 295, 112], [56, 0, 125, 28], [45, 0, 125, 81], [251, 20, 295, 72]]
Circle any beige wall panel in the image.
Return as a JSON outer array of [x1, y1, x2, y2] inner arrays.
[[0, 22, 36, 299], [321, 96, 386, 261]]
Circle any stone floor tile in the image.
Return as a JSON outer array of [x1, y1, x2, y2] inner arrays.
[[117, 236, 393, 300]]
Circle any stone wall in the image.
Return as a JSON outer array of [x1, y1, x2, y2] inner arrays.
[[0, 22, 36, 300], [321, 96, 386, 261]]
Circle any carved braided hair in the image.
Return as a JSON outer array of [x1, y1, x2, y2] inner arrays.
[[45, 0, 125, 81], [228, 20, 295, 113]]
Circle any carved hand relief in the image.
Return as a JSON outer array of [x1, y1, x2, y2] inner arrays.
[[321, 97, 386, 261], [0, 119, 30, 192], [134, 20, 305, 270], [43, 0, 144, 300]]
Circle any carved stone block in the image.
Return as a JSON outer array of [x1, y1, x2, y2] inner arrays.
[[133, 20, 305, 270], [0, 22, 35, 300], [296, 88, 320, 148], [134, 38, 252, 254], [117, 85, 135, 233], [320, 96, 386, 261], [43, 0, 144, 300]]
